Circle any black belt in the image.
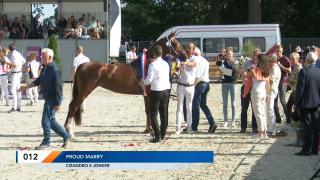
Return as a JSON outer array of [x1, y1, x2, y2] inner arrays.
[[11, 71, 21, 73], [198, 81, 209, 84], [177, 82, 194, 87], [0, 74, 7, 76]]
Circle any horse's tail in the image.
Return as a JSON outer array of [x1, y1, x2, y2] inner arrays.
[[73, 71, 82, 126]]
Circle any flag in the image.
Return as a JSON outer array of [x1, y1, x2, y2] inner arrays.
[[140, 52, 148, 96]]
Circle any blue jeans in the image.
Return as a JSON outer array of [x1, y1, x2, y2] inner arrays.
[[41, 100, 69, 145], [192, 82, 215, 130], [222, 83, 236, 122]]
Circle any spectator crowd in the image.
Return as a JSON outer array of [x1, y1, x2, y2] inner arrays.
[[0, 14, 105, 40]]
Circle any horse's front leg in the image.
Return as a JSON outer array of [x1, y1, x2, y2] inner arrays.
[[65, 118, 75, 139], [143, 95, 153, 134]]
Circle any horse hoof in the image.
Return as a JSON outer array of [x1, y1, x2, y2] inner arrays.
[[70, 134, 76, 140], [69, 132, 76, 140]]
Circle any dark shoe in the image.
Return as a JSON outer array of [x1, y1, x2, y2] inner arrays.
[[35, 143, 50, 150], [8, 108, 17, 113], [62, 136, 71, 148], [149, 138, 160, 143], [17, 108, 21, 112], [294, 151, 310, 156], [252, 128, 258, 133], [192, 128, 198, 132], [160, 132, 167, 140], [240, 129, 246, 133], [311, 151, 318, 155], [208, 124, 217, 133]]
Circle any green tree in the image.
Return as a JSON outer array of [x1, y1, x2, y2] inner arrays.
[[121, 0, 320, 40], [242, 40, 255, 57], [47, 35, 61, 69]]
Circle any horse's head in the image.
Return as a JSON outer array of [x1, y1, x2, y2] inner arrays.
[[147, 32, 187, 61]]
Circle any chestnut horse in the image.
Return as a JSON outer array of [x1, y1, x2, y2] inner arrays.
[[64, 32, 187, 138]]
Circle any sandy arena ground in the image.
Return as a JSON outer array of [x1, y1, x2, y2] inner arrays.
[[0, 83, 319, 180]]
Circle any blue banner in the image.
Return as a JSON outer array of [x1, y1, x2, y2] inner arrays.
[[53, 151, 214, 163]]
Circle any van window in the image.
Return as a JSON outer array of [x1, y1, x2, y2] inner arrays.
[[176, 38, 201, 49], [203, 38, 239, 53], [243, 37, 266, 52]]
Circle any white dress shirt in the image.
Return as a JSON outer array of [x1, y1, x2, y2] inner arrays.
[[195, 55, 210, 83], [10, 50, 26, 72], [127, 51, 137, 63], [73, 53, 90, 69], [177, 55, 197, 85], [28, 60, 40, 79], [144, 57, 170, 91]]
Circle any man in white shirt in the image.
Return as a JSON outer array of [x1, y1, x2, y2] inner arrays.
[[72, 46, 90, 81], [142, 45, 170, 143], [192, 48, 217, 133], [176, 42, 197, 134], [7, 44, 26, 112], [26, 53, 40, 105], [127, 46, 137, 63]]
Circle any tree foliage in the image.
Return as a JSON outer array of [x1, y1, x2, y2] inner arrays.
[[121, 0, 320, 41], [47, 35, 61, 69], [242, 40, 255, 57]]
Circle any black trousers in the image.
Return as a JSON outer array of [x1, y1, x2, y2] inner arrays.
[[299, 108, 320, 153], [240, 85, 257, 130], [150, 90, 169, 139], [274, 95, 282, 123], [274, 85, 291, 124], [286, 93, 295, 123]]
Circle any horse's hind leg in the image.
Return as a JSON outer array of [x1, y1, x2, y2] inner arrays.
[[65, 98, 81, 139], [143, 95, 153, 134], [65, 85, 96, 139]]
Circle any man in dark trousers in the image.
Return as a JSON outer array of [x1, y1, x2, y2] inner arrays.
[[294, 52, 320, 156], [192, 47, 217, 133], [20, 48, 70, 149], [142, 45, 170, 143], [274, 45, 291, 124]]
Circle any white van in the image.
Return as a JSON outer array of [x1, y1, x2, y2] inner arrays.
[[157, 24, 281, 58]]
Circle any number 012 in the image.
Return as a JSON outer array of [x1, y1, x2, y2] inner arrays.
[[23, 153, 38, 160]]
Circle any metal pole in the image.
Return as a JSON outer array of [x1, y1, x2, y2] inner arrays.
[[105, 0, 110, 64], [0, 0, 3, 15]]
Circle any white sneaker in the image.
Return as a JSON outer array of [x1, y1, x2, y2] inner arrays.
[[231, 122, 236, 127], [223, 122, 229, 127]]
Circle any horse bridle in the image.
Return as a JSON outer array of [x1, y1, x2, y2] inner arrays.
[[127, 37, 183, 93], [166, 36, 180, 57]]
